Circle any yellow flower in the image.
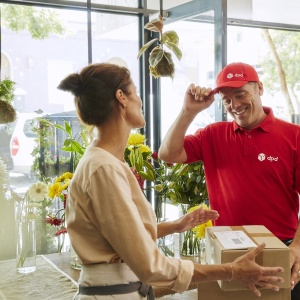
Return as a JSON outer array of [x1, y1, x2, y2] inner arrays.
[[188, 204, 212, 239], [61, 172, 73, 180], [127, 133, 145, 145], [56, 172, 73, 184], [139, 144, 151, 153], [187, 203, 209, 213], [193, 220, 213, 239], [48, 172, 73, 200], [48, 182, 62, 199]]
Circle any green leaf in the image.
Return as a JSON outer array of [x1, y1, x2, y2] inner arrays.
[[161, 31, 179, 45], [170, 162, 184, 174], [61, 146, 73, 152], [129, 150, 136, 167], [63, 138, 72, 147], [137, 38, 158, 59], [149, 47, 164, 67], [70, 140, 85, 155], [143, 160, 155, 171], [135, 150, 144, 172], [64, 121, 72, 136], [144, 19, 164, 33], [176, 164, 189, 177], [54, 124, 67, 134], [80, 131, 88, 145], [139, 170, 155, 181], [164, 41, 182, 61]]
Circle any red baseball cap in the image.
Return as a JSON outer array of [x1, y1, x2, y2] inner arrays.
[[213, 62, 260, 93]]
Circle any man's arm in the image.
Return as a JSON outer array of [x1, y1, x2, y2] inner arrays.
[[158, 84, 215, 163]]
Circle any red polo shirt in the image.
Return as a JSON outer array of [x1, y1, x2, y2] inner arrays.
[[184, 107, 300, 240]]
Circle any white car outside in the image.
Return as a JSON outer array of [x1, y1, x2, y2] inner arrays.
[[10, 113, 39, 176]]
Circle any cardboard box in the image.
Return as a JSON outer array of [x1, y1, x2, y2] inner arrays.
[[198, 281, 291, 300], [205, 225, 290, 291]]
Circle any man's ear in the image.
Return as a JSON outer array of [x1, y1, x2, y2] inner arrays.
[[258, 81, 264, 96], [115, 89, 127, 108]]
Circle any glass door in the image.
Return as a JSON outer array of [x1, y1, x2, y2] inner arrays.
[[160, 2, 217, 139]]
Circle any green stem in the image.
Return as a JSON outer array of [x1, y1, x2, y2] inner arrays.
[[58, 232, 65, 253], [16, 220, 31, 268]]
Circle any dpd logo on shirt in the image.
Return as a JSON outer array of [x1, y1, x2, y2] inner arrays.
[[258, 153, 278, 162]]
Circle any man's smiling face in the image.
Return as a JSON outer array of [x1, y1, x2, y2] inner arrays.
[[220, 81, 266, 130]]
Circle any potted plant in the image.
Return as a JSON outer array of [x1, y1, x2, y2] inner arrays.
[[0, 77, 17, 124], [137, 15, 182, 79]]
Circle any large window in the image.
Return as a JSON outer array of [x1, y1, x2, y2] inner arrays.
[[161, 15, 215, 138], [0, 3, 139, 196], [227, 26, 300, 123]]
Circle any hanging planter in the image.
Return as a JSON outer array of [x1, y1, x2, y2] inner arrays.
[[137, 15, 182, 79], [0, 78, 17, 124]]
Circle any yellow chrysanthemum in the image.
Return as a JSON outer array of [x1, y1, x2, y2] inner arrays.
[[187, 203, 209, 213], [127, 145, 134, 152], [48, 182, 62, 199], [188, 204, 212, 239], [139, 144, 151, 153], [193, 220, 213, 239], [56, 172, 73, 184], [127, 133, 145, 146], [62, 172, 73, 180]]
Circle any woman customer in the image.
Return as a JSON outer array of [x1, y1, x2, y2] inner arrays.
[[58, 63, 284, 299]]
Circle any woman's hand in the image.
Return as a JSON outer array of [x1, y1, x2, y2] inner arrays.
[[174, 205, 219, 233], [156, 206, 219, 238], [232, 242, 285, 297]]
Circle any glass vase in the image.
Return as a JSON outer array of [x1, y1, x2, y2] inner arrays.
[[16, 218, 36, 273], [157, 234, 175, 257], [15, 194, 37, 273], [70, 244, 81, 270], [178, 204, 204, 260]]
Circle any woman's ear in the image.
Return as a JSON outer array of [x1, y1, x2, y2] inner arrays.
[[115, 89, 127, 109]]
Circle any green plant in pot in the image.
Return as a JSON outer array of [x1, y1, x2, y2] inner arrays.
[[137, 15, 182, 79]]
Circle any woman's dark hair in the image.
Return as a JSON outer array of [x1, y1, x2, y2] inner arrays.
[[57, 63, 132, 126]]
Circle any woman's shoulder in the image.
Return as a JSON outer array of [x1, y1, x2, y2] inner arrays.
[[76, 146, 129, 176]]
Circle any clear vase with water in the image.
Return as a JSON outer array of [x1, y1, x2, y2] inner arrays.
[[16, 217, 36, 273], [70, 244, 81, 270], [179, 203, 206, 262], [15, 195, 36, 273]]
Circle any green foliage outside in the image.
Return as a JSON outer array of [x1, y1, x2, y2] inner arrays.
[[0, 77, 16, 103], [259, 29, 300, 115], [1, 4, 65, 40]]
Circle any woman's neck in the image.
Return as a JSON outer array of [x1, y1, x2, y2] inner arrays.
[[93, 124, 130, 162]]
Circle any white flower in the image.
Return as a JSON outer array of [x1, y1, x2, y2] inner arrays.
[[28, 181, 48, 202]]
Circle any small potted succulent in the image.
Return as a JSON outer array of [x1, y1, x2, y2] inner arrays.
[[137, 15, 182, 79]]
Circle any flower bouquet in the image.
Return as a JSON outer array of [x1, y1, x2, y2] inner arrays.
[[47, 171, 73, 252], [15, 181, 50, 272]]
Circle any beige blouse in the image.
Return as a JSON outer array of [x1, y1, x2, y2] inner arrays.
[[66, 146, 194, 293]]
